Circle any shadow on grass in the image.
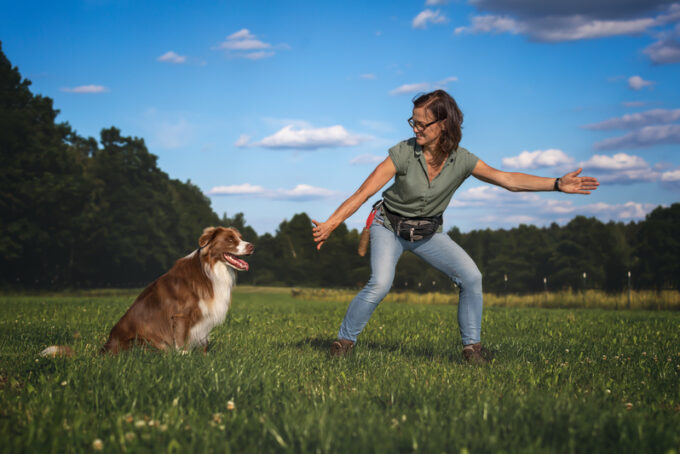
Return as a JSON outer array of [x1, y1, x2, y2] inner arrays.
[[290, 336, 463, 363]]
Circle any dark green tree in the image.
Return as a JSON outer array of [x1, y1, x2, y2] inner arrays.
[[316, 223, 369, 288], [634, 204, 680, 290], [73, 128, 223, 286], [0, 42, 89, 286]]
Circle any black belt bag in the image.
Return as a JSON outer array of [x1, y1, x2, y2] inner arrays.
[[382, 203, 442, 242]]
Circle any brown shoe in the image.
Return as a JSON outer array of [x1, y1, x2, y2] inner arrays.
[[462, 343, 494, 365], [330, 339, 354, 357]]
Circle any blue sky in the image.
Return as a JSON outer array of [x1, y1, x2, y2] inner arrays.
[[2, 0, 679, 235]]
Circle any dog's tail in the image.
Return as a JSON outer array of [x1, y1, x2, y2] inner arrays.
[[40, 340, 122, 357], [39, 345, 75, 358]]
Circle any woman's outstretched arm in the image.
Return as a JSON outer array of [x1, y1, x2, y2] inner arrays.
[[471, 160, 599, 194], [312, 157, 397, 250]]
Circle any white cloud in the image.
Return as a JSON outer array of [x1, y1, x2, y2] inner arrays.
[[60, 85, 109, 94], [412, 9, 448, 29], [227, 29, 255, 40], [594, 124, 680, 149], [426, 0, 450, 4], [581, 153, 649, 170], [467, 1, 674, 20], [455, 14, 655, 41], [661, 169, 680, 190], [656, 3, 680, 24], [542, 199, 577, 214], [390, 82, 434, 95], [224, 40, 270, 51], [450, 186, 564, 222], [584, 108, 680, 130], [581, 153, 660, 184], [234, 134, 251, 147], [450, 186, 541, 207], [275, 184, 336, 200], [502, 149, 574, 169], [239, 125, 368, 150], [644, 38, 680, 63], [501, 215, 537, 224], [579, 201, 657, 220], [628, 75, 655, 90], [653, 161, 676, 171], [449, 185, 658, 224], [439, 76, 458, 84], [157, 51, 187, 64], [216, 29, 286, 59], [220, 29, 270, 50], [643, 31, 680, 64], [359, 73, 377, 80], [455, 15, 522, 36], [539, 17, 655, 41], [661, 168, 680, 188], [455, 2, 680, 50], [242, 51, 276, 60], [390, 76, 458, 95], [350, 154, 385, 165], [207, 184, 266, 196], [661, 168, 680, 181], [206, 183, 336, 200]]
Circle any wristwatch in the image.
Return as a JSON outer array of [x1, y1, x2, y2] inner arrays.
[[554, 178, 561, 192]]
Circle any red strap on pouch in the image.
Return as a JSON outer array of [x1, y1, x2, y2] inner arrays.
[[365, 209, 376, 229]]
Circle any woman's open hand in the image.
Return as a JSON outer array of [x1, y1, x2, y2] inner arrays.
[[559, 168, 599, 194]]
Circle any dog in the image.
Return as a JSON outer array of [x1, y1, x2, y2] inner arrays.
[[40, 226, 254, 357]]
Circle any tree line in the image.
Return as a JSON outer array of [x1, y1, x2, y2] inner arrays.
[[240, 208, 679, 293], [2, 43, 678, 292]]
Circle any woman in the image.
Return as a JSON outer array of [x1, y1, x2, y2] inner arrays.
[[312, 90, 599, 364]]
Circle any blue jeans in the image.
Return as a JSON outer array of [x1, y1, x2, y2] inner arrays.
[[337, 211, 483, 346]]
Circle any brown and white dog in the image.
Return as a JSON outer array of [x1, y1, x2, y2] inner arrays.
[[40, 226, 254, 357]]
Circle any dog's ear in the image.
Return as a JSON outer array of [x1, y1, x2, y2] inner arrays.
[[199, 227, 218, 248]]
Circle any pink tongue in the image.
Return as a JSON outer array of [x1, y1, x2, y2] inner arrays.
[[225, 253, 249, 271]]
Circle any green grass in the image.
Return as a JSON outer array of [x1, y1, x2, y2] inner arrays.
[[1, 289, 679, 453]]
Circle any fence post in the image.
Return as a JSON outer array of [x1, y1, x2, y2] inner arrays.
[[627, 271, 631, 309], [582, 272, 587, 306], [543, 277, 548, 306], [504, 274, 508, 305]]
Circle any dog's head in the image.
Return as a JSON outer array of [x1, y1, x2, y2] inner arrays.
[[199, 226, 254, 271]]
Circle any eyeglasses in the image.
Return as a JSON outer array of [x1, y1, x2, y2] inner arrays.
[[408, 117, 440, 132]]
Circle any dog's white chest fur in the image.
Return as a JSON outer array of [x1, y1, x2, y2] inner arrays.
[[187, 262, 236, 348]]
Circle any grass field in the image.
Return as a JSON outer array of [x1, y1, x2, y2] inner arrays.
[[1, 288, 679, 453], [292, 287, 680, 311]]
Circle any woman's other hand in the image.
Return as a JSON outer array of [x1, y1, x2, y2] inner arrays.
[[559, 168, 600, 194], [312, 157, 396, 251], [312, 219, 335, 250]]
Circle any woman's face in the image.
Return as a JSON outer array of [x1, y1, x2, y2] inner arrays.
[[411, 106, 444, 149]]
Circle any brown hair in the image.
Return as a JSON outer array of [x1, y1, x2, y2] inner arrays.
[[413, 89, 463, 157]]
